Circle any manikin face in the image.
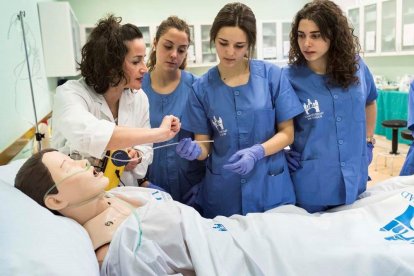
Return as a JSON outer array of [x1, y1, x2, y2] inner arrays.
[[215, 26, 249, 68], [297, 19, 331, 69], [123, 38, 148, 90], [42, 151, 108, 207], [155, 27, 189, 72]]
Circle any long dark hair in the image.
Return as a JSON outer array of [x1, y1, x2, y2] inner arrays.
[[210, 2, 256, 59], [289, 0, 360, 89], [79, 15, 143, 94]]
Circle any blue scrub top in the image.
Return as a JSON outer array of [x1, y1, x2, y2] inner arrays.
[[182, 60, 303, 218], [285, 58, 378, 206], [142, 71, 206, 202], [400, 81, 414, 176]]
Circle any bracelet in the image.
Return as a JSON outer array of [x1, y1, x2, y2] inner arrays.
[[366, 136, 376, 145]]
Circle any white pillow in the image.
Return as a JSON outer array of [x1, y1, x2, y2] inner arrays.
[[0, 158, 27, 186], [0, 162, 99, 275]]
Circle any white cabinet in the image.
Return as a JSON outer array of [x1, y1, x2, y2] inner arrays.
[[281, 22, 291, 59], [364, 3, 378, 53], [187, 25, 197, 64], [38, 2, 81, 77], [200, 24, 217, 63], [348, 0, 414, 56], [401, 0, 414, 51], [138, 25, 156, 62], [80, 24, 155, 63], [79, 24, 94, 47], [348, 7, 361, 40], [261, 22, 278, 60], [256, 21, 291, 65], [381, 0, 397, 52]]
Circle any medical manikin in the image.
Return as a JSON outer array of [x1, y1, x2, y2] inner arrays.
[[15, 149, 414, 276], [15, 149, 194, 274]]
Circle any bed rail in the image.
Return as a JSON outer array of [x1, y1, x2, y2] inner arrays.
[[0, 112, 52, 165]]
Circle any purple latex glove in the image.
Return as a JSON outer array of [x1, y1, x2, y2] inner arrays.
[[284, 149, 302, 172], [147, 181, 166, 192], [367, 142, 374, 166], [176, 138, 202, 161], [182, 183, 200, 206], [223, 144, 265, 175]]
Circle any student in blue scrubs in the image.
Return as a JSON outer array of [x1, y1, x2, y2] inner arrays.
[[400, 81, 414, 176], [176, 2, 303, 218], [142, 16, 205, 204], [285, 0, 378, 213]]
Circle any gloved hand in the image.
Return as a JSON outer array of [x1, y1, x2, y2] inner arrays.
[[146, 181, 166, 192], [176, 138, 202, 160], [223, 144, 265, 175], [367, 142, 374, 166], [284, 149, 301, 172], [182, 183, 200, 206]]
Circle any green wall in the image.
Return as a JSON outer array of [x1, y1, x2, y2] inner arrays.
[[0, 0, 55, 154]]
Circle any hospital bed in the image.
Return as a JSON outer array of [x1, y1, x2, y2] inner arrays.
[[1, 158, 414, 275]]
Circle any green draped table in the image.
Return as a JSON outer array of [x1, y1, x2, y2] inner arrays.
[[375, 90, 410, 145]]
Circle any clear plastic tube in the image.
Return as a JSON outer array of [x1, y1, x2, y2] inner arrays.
[[105, 192, 143, 253], [103, 140, 214, 163]]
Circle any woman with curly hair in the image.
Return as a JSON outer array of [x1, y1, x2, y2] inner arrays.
[[284, 0, 377, 212], [52, 15, 180, 187]]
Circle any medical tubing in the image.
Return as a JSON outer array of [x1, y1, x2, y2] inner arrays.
[[105, 192, 143, 253], [104, 140, 214, 163], [42, 161, 114, 210], [43, 161, 92, 202]]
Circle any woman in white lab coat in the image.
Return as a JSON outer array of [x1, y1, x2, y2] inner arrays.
[[52, 15, 180, 186]]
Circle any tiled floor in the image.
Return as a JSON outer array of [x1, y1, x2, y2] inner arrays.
[[368, 135, 411, 187]]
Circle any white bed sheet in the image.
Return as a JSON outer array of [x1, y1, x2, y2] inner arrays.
[[1, 159, 413, 276]]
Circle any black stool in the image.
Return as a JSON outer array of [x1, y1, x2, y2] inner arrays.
[[401, 129, 414, 141], [381, 120, 407, 154]]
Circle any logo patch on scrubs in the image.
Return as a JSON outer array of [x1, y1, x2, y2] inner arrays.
[[211, 116, 227, 136], [213, 223, 227, 231], [303, 99, 324, 120], [380, 192, 414, 244]]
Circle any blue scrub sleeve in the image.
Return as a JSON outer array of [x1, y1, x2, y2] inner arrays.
[[359, 58, 378, 103], [408, 81, 414, 131], [273, 68, 304, 123], [181, 83, 211, 135]]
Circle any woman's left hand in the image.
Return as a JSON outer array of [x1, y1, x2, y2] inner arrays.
[[223, 144, 265, 175], [124, 148, 141, 171]]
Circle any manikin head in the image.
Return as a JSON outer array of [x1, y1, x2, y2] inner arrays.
[[15, 149, 109, 218]]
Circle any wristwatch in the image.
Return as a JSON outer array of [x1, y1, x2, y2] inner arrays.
[[137, 177, 148, 187], [366, 136, 376, 145]]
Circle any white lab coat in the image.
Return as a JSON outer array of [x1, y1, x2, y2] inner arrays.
[[52, 78, 153, 186]]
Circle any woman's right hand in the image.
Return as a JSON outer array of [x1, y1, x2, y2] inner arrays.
[[159, 115, 181, 140], [176, 138, 202, 160]]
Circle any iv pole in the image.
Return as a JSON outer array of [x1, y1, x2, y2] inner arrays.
[[17, 10, 43, 151]]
